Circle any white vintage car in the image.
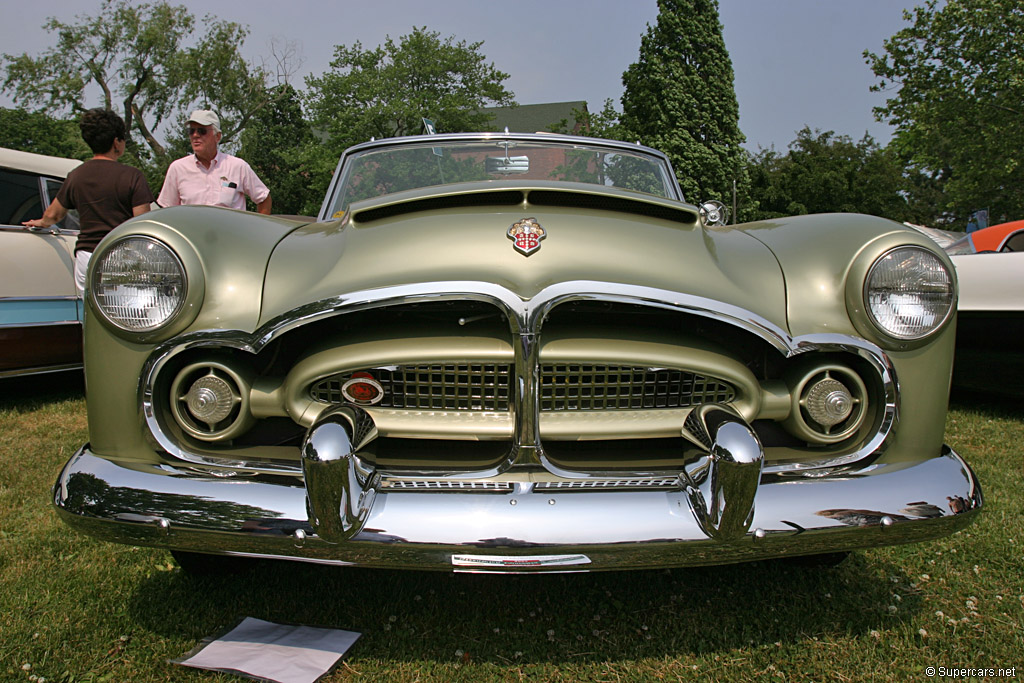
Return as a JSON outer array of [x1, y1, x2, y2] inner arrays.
[[0, 147, 83, 377], [944, 221, 1024, 392]]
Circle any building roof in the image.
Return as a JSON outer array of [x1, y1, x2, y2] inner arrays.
[[482, 101, 589, 134]]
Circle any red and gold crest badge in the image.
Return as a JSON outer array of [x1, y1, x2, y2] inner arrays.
[[507, 217, 546, 256]]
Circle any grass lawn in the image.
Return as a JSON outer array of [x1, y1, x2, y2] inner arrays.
[[1, 373, 1021, 682]]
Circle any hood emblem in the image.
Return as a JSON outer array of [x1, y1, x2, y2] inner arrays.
[[507, 217, 546, 256]]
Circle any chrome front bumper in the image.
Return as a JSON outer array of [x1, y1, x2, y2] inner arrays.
[[54, 405, 982, 572]]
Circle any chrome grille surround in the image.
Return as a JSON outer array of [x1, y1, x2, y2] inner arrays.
[[141, 280, 897, 477]]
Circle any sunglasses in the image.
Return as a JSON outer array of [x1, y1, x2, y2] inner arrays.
[[187, 126, 211, 137]]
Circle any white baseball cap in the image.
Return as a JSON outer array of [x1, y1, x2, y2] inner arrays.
[[187, 109, 220, 132]]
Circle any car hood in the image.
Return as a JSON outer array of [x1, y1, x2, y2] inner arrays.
[[260, 184, 788, 328]]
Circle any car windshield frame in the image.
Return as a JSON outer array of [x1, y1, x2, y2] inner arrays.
[[318, 133, 683, 220]]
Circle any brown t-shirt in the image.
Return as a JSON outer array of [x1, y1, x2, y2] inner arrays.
[[56, 159, 155, 253]]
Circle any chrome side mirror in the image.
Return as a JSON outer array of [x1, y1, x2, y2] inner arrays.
[[700, 200, 729, 227]]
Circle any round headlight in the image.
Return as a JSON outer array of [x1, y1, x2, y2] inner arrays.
[[92, 236, 186, 332], [864, 246, 954, 340]]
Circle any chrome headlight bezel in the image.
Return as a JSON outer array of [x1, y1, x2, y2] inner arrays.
[[861, 245, 956, 343], [89, 234, 203, 341]]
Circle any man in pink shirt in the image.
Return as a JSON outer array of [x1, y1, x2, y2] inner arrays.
[[158, 110, 272, 214]]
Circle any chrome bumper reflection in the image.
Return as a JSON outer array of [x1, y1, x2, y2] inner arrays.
[[54, 441, 981, 572]]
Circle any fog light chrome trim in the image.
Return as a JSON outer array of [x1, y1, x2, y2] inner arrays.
[[169, 360, 255, 441]]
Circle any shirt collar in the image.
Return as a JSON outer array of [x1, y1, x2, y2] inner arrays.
[[193, 150, 225, 169]]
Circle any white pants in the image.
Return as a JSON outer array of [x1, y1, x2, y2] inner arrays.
[[74, 250, 92, 294]]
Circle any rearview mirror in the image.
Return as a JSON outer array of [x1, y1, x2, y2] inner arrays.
[[700, 200, 729, 227], [487, 155, 530, 175]]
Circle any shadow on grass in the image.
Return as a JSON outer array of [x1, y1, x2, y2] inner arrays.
[[127, 553, 918, 662], [949, 386, 1024, 420], [0, 370, 84, 410]]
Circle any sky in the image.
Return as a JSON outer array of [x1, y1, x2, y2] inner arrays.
[[0, 0, 915, 152]]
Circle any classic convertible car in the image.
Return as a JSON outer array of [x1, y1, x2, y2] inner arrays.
[[54, 133, 981, 573], [0, 147, 83, 377]]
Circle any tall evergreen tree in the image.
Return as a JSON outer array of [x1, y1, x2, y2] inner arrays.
[[620, 0, 746, 207]]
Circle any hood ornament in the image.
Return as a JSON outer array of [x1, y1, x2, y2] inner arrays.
[[507, 217, 546, 256]]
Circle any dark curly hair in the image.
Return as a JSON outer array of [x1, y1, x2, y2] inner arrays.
[[79, 108, 126, 154]]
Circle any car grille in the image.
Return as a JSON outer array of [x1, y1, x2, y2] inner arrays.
[[311, 363, 514, 411], [539, 364, 735, 411], [310, 363, 735, 412]]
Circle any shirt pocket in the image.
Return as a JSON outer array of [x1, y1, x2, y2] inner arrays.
[[217, 182, 239, 207]]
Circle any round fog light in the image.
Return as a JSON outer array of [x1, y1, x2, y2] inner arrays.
[[185, 375, 235, 424], [169, 361, 254, 442], [785, 365, 870, 445], [805, 378, 854, 427]]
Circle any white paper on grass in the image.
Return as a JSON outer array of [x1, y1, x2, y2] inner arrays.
[[178, 617, 360, 683]]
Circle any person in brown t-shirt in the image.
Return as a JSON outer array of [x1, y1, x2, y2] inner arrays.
[[23, 108, 154, 293]]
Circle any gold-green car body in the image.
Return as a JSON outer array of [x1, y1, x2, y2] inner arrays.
[[54, 133, 980, 573]]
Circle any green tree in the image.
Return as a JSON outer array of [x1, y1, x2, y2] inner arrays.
[[619, 0, 747, 208], [865, 0, 1024, 226], [745, 128, 917, 222], [305, 27, 515, 167], [2, 0, 279, 182], [239, 84, 318, 215], [547, 99, 626, 141], [0, 108, 90, 159]]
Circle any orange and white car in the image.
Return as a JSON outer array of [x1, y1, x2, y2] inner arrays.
[[943, 221, 1024, 392]]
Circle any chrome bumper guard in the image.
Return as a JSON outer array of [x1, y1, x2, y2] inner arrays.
[[54, 405, 981, 573]]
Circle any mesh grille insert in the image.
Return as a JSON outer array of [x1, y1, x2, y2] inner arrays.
[[310, 364, 736, 412], [540, 364, 735, 411], [311, 364, 513, 411]]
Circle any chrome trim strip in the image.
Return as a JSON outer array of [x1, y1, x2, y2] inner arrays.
[[140, 280, 897, 477], [0, 295, 81, 302], [0, 319, 81, 329], [451, 554, 592, 571], [382, 480, 515, 491], [54, 444, 982, 572], [0, 225, 78, 236], [0, 362, 82, 379], [534, 478, 680, 490]]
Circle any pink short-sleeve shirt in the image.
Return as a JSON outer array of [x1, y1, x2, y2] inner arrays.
[[158, 152, 270, 210]]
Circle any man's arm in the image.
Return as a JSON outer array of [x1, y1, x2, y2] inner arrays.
[[22, 197, 69, 229], [133, 203, 152, 217], [156, 162, 181, 208], [256, 194, 272, 215]]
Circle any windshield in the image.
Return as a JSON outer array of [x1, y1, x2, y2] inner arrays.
[[325, 139, 678, 218], [945, 235, 975, 256]]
